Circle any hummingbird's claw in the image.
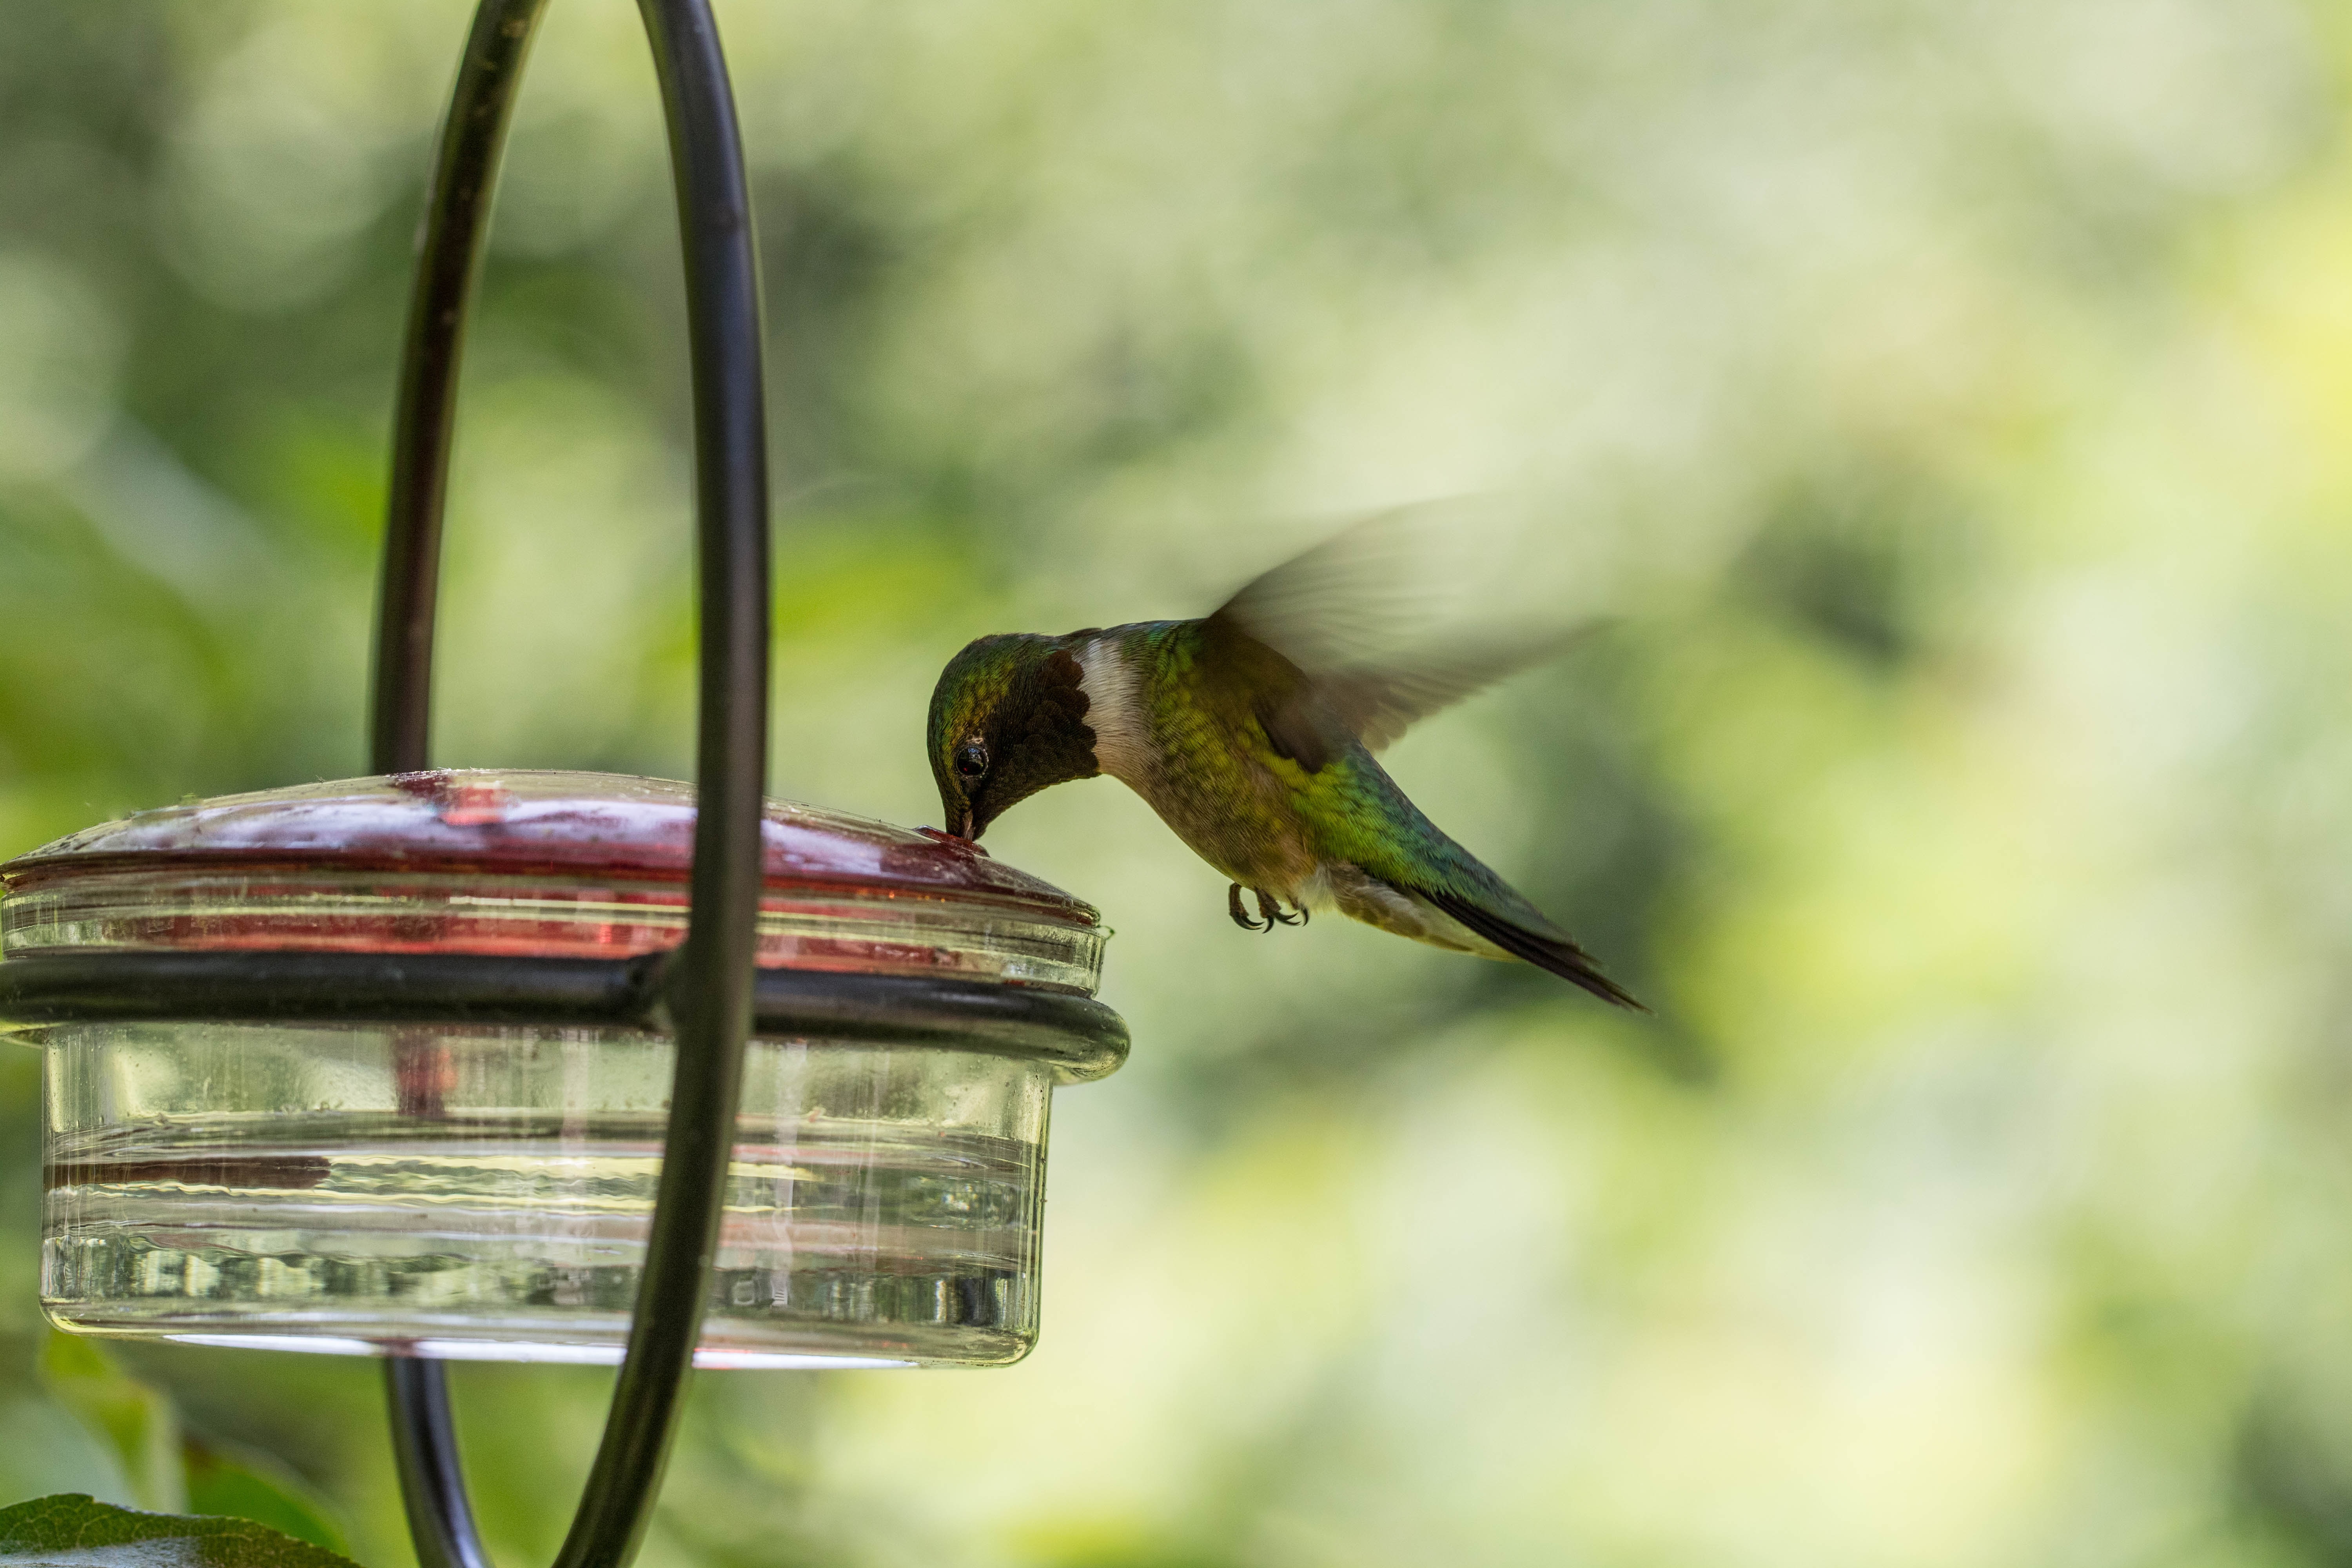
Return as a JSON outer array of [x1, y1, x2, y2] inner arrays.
[[1254, 889, 1303, 928], [1228, 882, 1270, 932]]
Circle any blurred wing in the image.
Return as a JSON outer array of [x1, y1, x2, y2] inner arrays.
[[1306, 637, 1567, 752], [1206, 506, 1581, 754]]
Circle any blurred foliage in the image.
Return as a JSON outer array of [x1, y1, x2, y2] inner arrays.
[[5, 0, 2352, 1564], [42, 1330, 187, 1514]]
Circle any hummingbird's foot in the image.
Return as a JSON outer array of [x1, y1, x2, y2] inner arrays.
[[1254, 889, 1303, 929], [1228, 882, 1270, 932]]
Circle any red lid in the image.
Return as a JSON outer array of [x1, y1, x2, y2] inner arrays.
[[0, 771, 1104, 993]]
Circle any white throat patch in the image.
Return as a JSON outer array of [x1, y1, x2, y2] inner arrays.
[[1074, 638, 1148, 783]]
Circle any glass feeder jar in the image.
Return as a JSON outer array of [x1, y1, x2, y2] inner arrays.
[[0, 770, 1121, 1370]]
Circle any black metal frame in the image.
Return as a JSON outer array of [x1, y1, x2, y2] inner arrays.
[[0, 953, 1127, 1078], [0, 2, 1126, 1565], [373, 5, 767, 1564]]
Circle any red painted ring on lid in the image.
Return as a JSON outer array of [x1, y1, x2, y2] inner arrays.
[[0, 771, 1105, 994]]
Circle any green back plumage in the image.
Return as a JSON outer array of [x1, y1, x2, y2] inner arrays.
[[921, 516, 1638, 1007], [1105, 617, 1639, 1008], [1095, 621, 1483, 891]]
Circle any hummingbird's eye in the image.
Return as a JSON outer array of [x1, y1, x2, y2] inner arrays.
[[953, 740, 989, 781]]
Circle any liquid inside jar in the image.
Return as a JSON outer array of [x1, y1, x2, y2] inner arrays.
[[37, 1021, 1051, 1367]]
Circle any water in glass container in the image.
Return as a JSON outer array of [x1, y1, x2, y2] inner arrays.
[[39, 1021, 1052, 1367], [4, 772, 1121, 1369]]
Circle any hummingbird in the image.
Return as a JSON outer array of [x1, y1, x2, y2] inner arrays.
[[925, 519, 1641, 1009]]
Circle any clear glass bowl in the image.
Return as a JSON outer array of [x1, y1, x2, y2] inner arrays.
[[1, 771, 1121, 1369]]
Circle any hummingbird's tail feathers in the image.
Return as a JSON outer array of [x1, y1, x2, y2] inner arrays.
[[1417, 886, 1646, 1011]]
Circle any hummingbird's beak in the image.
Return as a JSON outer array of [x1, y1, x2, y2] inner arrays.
[[955, 807, 976, 840]]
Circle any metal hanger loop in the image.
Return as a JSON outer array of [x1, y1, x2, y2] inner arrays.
[[369, 3, 772, 1565]]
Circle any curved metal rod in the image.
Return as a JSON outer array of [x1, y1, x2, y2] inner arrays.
[[372, 0, 550, 779], [368, 2, 771, 1566], [387, 1358, 493, 1568], [370, 3, 550, 1561]]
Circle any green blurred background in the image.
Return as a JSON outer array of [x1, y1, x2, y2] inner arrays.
[[5, 0, 2352, 1563]]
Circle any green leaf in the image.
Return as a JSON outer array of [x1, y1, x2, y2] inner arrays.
[[178, 1446, 347, 1561], [0, 1494, 361, 1568], [38, 1338, 183, 1514]]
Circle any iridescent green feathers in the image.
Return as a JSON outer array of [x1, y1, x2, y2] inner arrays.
[[925, 515, 1641, 1009]]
